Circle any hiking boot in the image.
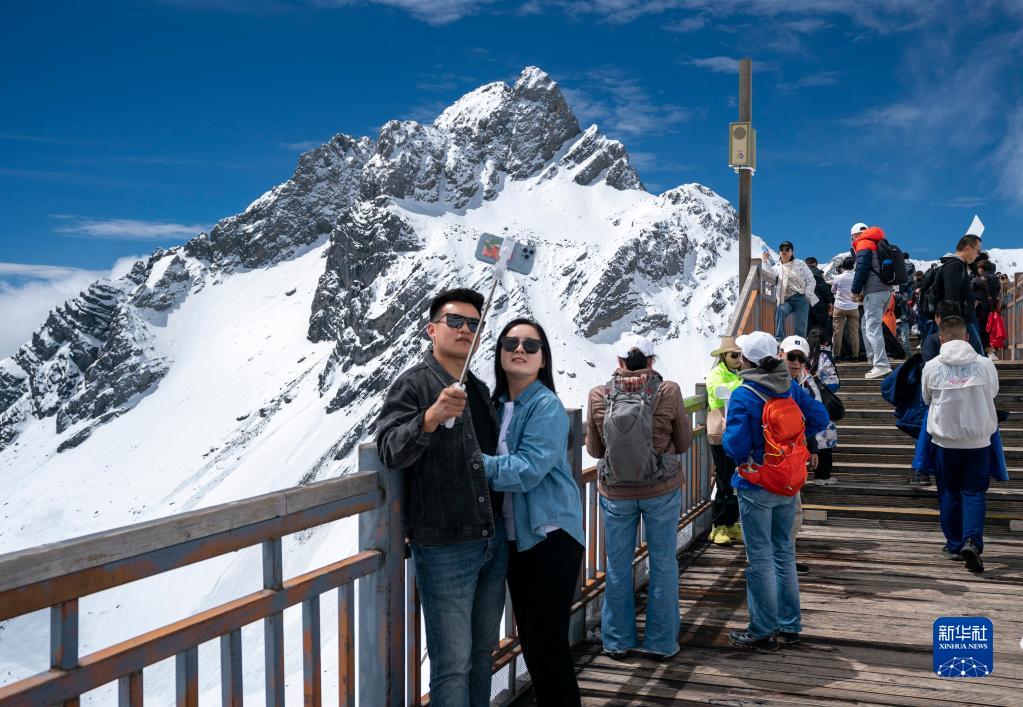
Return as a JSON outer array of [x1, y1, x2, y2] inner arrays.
[[727, 523, 744, 544], [710, 526, 733, 546], [729, 630, 779, 651], [775, 630, 801, 645], [796, 563, 810, 575], [601, 648, 629, 659], [941, 545, 963, 561], [633, 646, 679, 661], [864, 366, 893, 379], [961, 539, 984, 573]]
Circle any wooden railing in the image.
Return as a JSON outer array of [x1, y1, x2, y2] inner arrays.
[[1003, 272, 1023, 361], [727, 260, 787, 338], [0, 403, 713, 706]]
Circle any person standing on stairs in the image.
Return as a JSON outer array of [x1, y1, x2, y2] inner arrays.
[[849, 222, 894, 379], [762, 241, 818, 341], [723, 331, 829, 650], [921, 315, 1000, 573], [706, 336, 744, 547]]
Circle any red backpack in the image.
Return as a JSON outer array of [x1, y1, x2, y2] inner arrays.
[[737, 384, 809, 496]]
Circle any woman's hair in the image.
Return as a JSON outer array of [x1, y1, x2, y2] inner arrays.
[[623, 349, 649, 371], [806, 327, 826, 372], [492, 317, 557, 403]]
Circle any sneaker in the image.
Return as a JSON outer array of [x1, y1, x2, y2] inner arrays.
[[727, 523, 744, 544], [729, 630, 779, 651], [864, 366, 893, 379], [796, 563, 810, 575], [710, 526, 733, 546], [633, 646, 679, 661], [909, 473, 932, 486], [813, 477, 838, 486], [775, 630, 801, 645], [601, 648, 629, 659], [941, 546, 963, 561], [961, 539, 984, 573]]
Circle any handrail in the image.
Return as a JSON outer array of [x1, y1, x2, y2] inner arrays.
[[0, 399, 713, 706], [726, 260, 786, 338]]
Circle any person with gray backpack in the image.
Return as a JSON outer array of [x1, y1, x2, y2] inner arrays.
[[585, 333, 692, 659]]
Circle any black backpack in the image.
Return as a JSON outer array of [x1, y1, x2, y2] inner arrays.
[[874, 239, 909, 286], [917, 263, 944, 319]]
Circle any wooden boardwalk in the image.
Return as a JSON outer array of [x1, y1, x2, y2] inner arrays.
[[514, 519, 1023, 706]]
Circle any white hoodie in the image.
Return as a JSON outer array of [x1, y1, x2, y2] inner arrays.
[[922, 339, 999, 449]]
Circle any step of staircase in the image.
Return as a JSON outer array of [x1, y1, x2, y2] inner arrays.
[[837, 424, 1023, 443], [831, 460, 1023, 484], [801, 482, 1023, 525], [835, 443, 1023, 464], [839, 391, 1023, 409]]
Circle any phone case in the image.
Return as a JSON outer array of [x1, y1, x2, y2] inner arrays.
[[474, 233, 536, 275]]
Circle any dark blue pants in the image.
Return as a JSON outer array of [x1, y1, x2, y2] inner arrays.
[[933, 446, 990, 553], [966, 323, 984, 355]]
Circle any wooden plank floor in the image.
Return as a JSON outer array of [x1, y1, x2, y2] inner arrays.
[[513, 520, 1023, 706]]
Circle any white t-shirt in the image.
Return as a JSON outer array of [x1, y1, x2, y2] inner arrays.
[[498, 401, 558, 542], [831, 271, 858, 311]]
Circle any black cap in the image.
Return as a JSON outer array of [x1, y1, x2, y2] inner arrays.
[[779, 241, 794, 251]]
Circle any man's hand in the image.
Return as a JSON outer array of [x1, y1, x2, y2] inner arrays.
[[809, 453, 819, 471], [827, 304, 834, 316], [423, 384, 467, 433], [851, 293, 864, 303]]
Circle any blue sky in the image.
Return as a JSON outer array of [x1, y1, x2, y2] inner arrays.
[[2, 0, 1022, 351]]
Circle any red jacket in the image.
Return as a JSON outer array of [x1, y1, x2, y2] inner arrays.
[[852, 226, 885, 253]]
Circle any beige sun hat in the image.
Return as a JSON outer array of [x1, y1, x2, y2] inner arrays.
[[710, 335, 742, 357]]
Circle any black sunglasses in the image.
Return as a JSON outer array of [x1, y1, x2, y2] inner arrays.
[[500, 336, 542, 354], [786, 351, 807, 363], [434, 313, 481, 333], [724, 352, 742, 359], [780, 246, 793, 252]]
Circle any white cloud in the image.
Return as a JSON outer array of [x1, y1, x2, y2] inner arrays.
[[52, 215, 208, 241], [0, 257, 141, 360], [996, 105, 1023, 205], [563, 70, 691, 136], [688, 56, 741, 73], [279, 140, 325, 152]]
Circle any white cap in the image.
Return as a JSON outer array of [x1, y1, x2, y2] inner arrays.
[[735, 331, 778, 365], [780, 335, 810, 356], [850, 222, 868, 236], [615, 332, 655, 358]]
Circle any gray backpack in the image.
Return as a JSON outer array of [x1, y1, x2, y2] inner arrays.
[[597, 373, 667, 488]]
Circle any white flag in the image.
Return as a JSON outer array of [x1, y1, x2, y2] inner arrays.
[[966, 214, 985, 238]]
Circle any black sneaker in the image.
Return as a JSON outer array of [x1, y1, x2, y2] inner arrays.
[[729, 630, 780, 650], [941, 545, 963, 561], [775, 630, 801, 645], [796, 563, 810, 575], [961, 540, 984, 573], [601, 648, 629, 659]]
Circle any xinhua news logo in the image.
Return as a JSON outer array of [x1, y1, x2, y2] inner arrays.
[[933, 617, 994, 678]]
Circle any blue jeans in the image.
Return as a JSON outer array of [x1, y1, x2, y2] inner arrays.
[[737, 487, 800, 639], [411, 522, 508, 707], [600, 488, 682, 655], [861, 291, 891, 369], [933, 446, 991, 553], [966, 323, 985, 355], [775, 293, 809, 340]]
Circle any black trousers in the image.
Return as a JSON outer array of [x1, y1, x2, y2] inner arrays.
[[508, 529, 584, 707], [814, 448, 834, 480], [710, 444, 740, 527]]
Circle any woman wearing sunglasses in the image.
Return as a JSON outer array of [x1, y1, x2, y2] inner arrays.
[[706, 336, 744, 547], [482, 317, 585, 706]]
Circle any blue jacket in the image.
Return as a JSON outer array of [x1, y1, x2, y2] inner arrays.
[[881, 354, 927, 438], [482, 380, 585, 552], [723, 368, 830, 491]]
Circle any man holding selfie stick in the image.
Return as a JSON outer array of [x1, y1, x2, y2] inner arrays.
[[375, 236, 526, 706]]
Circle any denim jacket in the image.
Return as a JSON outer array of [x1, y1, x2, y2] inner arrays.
[[483, 380, 585, 552], [375, 350, 498, 545]]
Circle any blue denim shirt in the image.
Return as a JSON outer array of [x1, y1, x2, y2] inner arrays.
[[482, 380, 585, 552]]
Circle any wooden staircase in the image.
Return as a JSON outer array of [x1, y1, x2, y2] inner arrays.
[[802, 351, 1023, 530]]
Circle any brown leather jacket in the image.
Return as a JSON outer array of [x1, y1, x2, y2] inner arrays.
[[585, 368, 693, 500]]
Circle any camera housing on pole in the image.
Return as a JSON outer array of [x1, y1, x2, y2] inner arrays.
[[729, 121, 756, 174]]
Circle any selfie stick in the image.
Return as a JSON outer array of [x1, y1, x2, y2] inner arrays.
[[443, 238, 517, 429]]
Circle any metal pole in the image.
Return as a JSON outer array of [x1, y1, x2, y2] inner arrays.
[[738, 58, 752, 289]]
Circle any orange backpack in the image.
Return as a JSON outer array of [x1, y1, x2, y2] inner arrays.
[[737, 384, 809, 496]]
